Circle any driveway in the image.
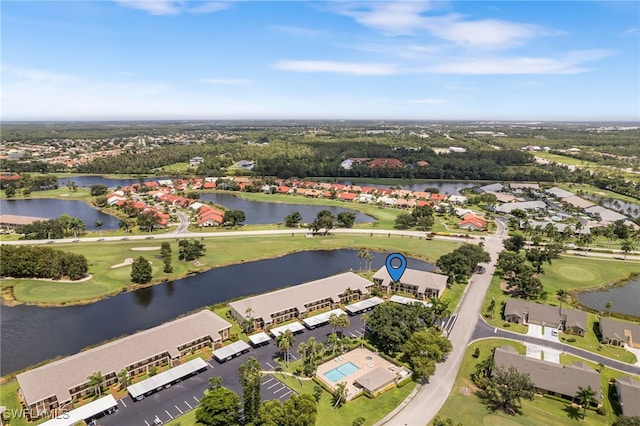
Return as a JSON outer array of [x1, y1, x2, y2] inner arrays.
[[526, 324, 560, 342]]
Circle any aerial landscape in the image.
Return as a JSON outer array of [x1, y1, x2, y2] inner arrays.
[[1, 1, 639, 426]]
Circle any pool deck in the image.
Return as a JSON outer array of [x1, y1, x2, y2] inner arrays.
[[316, 347, 396, 400]]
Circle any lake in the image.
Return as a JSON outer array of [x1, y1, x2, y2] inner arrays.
[[0, 249, 434, 375], [199, 193, 374, 224], [56, 176, 477, 196], [577, 277, 640, 317], [0, 199, 119, 230]]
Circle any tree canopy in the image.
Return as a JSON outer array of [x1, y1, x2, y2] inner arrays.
[[130, 256, 152, 284], [195, 386, 240, 426], [253, 394, 317, 426], [481, 366, 535, 415], [436, 244, 490, 284], [1, 245, 88, 280]]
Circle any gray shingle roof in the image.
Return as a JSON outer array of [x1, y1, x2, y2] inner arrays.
[[17, 310, 230, 406], [617, 376, 640, 417], [494, 346, 600, 398], [355, 367, 397, 393], [504, 299, 587, 331], [600, 317, 640, 344]]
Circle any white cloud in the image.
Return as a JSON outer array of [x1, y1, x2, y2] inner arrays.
[[430, 50, 612, 75], [410, 98, 448, 104], [273, 60, 399, 75], [199, 78, 252, 84], [114, 0, 229, 15], [271, 26, 328, 38], [619, 27, 639, 36], [331, 1, 551, 49]]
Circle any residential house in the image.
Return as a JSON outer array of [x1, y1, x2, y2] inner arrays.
[[494, 346, 601, 403], [503, 299, 588, 336], [615, 376, 640, 417], [599, 318, 640, 349]]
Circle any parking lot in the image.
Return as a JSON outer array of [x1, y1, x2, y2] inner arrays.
[[98, 312, 366, 425]]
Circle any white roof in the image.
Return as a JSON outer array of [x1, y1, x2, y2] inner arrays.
[[248, 332, 271, 345], [344, 297, 384, 314], [389, 295, 432, 308], [494, 200, 547, 213], [545, 187, 574, 199], [40, 395, 117, 426], [585, 206, 627, 222], [127, 358, 207, 398], [189, 202, 204, 210], [303, 309, 346, 328], [270, 322, 306, 337], [212, 340, 251, 361]]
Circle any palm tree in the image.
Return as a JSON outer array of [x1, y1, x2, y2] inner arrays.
[[556, 289, 567, 314], [364, 251, 374, 271], [117, 369, 129, 391], [306, 337, 322, 371], [336, 314, 350, 337], [276, 329, 295, 367], [87, 371, 104, 396], [357, 249, 366, 271], [621, 239, 634, 260], [327, 333, 340, 356], [328, 313, 340, 336], [605, 301, 613, 317], [579, 233, 595, 255], [575, 385, 597, 419], [119, 219, 132, 234], [332, 382, 348, 408], [297, 341, 309, 372]]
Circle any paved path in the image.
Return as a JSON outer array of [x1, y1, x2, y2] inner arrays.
[[375, 219, 509, 426]]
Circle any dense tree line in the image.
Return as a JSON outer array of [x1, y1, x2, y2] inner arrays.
[[1, 245, 88, 280], [16, 214, 86, 239]]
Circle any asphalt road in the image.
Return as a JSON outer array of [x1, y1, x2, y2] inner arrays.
[[97, 312, 367, 426], [376, 218, 509, 426], [471, 318, 640, 375]]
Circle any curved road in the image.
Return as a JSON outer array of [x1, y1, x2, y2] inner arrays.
[[376, 218, 509, 426], [471, 318, 640, 375]]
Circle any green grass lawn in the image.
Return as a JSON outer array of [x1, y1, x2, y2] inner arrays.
[[0, 187, 93, 201], [161, 162, 191, 174], [480, 255, 640, 361], [434, 339, 619, 426], [3, 235, 460, 305], [559, 314, 637, 364]]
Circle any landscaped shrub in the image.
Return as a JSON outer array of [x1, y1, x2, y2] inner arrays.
[[566, 337, 576, 343], [503, 323, 511, 328]]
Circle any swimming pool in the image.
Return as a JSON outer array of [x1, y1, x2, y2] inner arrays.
[[323, 362, 360, 382]]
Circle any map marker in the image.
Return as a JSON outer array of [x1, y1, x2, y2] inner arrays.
[[385, 253, 407, 282]]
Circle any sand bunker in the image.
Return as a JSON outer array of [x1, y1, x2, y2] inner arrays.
[[111, 258, 134, 269], [131, 247, 161, 251]]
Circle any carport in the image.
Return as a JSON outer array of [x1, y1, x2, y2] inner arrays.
[[344, 297, 384, 315], [270, 322, 305, 338], [302, 309, 346, 329], [248, 332, 271, 347], [127, 358, 208, 400], [213, 340, 251, 362], [40, 395, 118, 426]]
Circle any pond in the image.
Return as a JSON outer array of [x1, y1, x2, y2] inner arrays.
[[199, 193, 374, 225], [1, 249, 434, 375], [0, 199, 119, 230], [577, 277, 640, 317], [57, 175, 164, 188], [335, 180, 478, 195]]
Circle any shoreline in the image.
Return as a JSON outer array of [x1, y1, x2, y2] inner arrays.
[[569, 272, 640, 322], [0, 244, 440, 308]]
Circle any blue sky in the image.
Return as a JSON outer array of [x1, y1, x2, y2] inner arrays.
[[2, 1, 639, 121]]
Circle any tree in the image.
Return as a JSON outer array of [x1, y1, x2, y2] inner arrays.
[[402, 327, 453, 364], [90, 184, 108, 196], [178, 239, 206, 261], [160, 242, 173, 273], [195, 386, 240, 426], [437, 244, 490, 284], [556, 289, 567, 314], [505, 266, 544, 300], [337, 212, 356, 228], [253, 394, 317, 426], [95, 220, 104, 236], [4, 185, 16, 198], [412, 205, 434, 230], [119, 218, 133, 234], [284, 211, 302, 227], [332, 381, 348, 408], [605, 301, 613, 317], [621, 240, 634, 260], [503, 234, 526, 252], [335, 314, 350, 337], [310, 210, 335, 235], [238, 357, 261, 423], [87, 371, 104, 396], [131, 256, 152, 284], [366, 302, 436, 354], [223, 209, 246, 226], [575, 385, 597, 419], [276, 329, 295, 367], [208, 376, 223, 391], [613, 416, 640, 426], [138, 211, 160, 234], [117, 369, 130, 391], [433, 416, 463, 426], [482, 366, 535, 415], [485, 298, 496, 319], [394, 213, 416, 229]]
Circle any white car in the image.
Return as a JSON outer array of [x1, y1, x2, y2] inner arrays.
[[551, 329, 558, 337]]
